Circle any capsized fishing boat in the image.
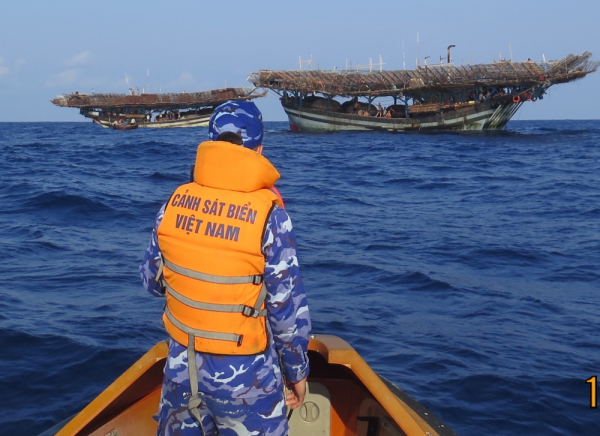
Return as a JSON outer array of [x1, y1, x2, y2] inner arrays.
[[248, 52, 598, 132], [40, 334, 457, 436], [51, 87, 266, 129]]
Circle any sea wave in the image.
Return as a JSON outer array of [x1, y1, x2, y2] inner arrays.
[[1, 121, 599, 436]]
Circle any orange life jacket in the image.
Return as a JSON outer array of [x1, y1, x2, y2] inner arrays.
[[157, 141, 282, 355]]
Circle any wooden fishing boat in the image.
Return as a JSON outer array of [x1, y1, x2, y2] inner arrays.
[[51, 87, 266, 129], [40, 334, 457, 436], [248, 52, 598, 132]]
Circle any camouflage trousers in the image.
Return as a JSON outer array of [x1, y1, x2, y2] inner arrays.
[[155, 377, 289, 436]]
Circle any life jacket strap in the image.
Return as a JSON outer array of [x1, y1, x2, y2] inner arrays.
[[187, 336, 206, 435], [165, 258, 263, 285], [166, 283, 268, 318], [155, 258, 165, 281], [254, 279, 269, 316], [165, 307, 243, 345], [155, 258, 167, 291]]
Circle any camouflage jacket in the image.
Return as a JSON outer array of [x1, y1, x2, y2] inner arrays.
[[140, 203, 311, 399]]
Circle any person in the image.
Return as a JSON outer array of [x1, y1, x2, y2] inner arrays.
[[140, 100, 311, 436]]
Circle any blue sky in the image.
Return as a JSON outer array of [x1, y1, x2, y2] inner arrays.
[[1, 0, 598, 122]]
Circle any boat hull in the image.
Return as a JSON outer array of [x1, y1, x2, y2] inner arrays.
[[283, 99, 521, 132], [43, 335, 457, 436], [90, 114, 211, 129]]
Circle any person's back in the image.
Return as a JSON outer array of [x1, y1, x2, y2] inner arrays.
[[140, 100, 311, 436]]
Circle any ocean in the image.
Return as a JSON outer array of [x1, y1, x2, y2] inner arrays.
[[1, 120, 599, 436]]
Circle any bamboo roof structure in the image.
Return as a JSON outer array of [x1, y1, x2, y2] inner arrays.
[[248, 52, 598, 97], [51, 87, 266, 110]]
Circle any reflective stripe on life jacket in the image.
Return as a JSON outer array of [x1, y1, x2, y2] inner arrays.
[[157, 141, 282, 355]]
